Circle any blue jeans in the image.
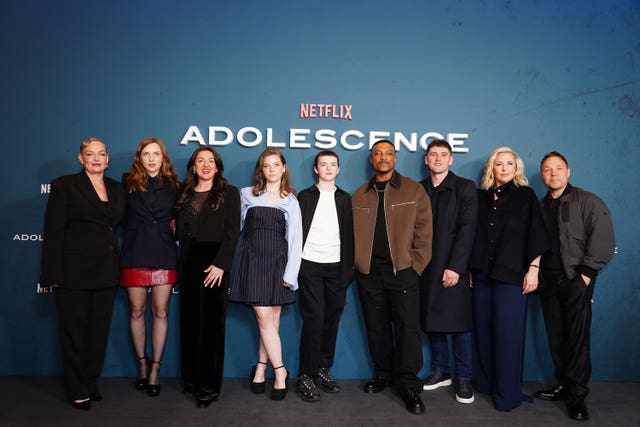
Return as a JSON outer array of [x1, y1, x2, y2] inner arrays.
[[428, 332, 472, 381]]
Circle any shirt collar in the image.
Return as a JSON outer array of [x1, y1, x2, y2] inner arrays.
[[493, 180, 515, 199]]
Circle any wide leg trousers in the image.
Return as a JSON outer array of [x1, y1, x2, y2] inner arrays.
[[472, 276, 530, 411], [55, 286, 115, 401], [179, 242, 228, 395]]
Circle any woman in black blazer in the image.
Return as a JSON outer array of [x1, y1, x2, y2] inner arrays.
[[119, 137, 180, 397], [40, 137, 126, 410], [175, 146, 240, 408]]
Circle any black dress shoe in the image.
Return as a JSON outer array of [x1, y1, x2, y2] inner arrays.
[[89, 392, 102, 402], [535, 384, 566, 401], [135, 354, 150, 391], [196, 392, 219, 408], [135, 378, 149, 391], [147, 383, 161, 397], [271, 365, 288, 401], [401, 389, 425, 415], [364, 376, 392, 394], [566, 396, 589, 421], [251, 363, 267, 394], [147, 360, 162, 397], [71, 399, 91, 410]]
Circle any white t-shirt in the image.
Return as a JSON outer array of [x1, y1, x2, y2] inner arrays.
[[301, 189, 341, 263]]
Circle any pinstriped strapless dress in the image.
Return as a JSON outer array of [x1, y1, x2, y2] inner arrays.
[[230, 206, 295, 306]]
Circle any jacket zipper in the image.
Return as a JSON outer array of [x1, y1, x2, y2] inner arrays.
[[383, 185, 396, 275]]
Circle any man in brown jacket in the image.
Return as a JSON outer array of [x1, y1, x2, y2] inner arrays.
[[352, 140, 432, 414]]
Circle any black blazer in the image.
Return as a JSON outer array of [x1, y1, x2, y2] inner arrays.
[[120, 175, 179, 270], [40, 172, 126, 290], [297, 184, 354, 289], [175, 185, 241, 272]]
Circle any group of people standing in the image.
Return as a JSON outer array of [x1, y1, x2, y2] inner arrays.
[[40, 136, 614, 422], [395, 140, 614, 421]]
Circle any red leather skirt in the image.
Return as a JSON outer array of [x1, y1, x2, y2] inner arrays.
[[119, 268, 177, 287]]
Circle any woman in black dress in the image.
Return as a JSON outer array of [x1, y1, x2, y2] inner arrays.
[[230, 148, 303, 401], [40, 137, 126, 410], [175, 147, 240, 408], [120, 137, 180, 397]]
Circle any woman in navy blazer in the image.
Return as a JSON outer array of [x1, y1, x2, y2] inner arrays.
[[40, 137, 126, 410], [119, 137, 180, 397]]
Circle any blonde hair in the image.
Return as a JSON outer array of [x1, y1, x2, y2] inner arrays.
[[479, 146, 529, 190], [79, 137, 106, 153]]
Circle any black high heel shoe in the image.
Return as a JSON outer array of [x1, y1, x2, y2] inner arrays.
[[147, 360, 162, 397], [71, 399, 91, 410], [250, 361, 268, 394], [135, 354, 149, 391], [271, 365, 288, 401]]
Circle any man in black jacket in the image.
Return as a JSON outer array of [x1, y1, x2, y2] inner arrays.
[[295, 150, 354, 402], [419, 139, 478, 404], [535, 152, 615, 421]]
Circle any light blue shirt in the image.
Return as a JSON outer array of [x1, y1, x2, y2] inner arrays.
[[239, 186, 303, 291]]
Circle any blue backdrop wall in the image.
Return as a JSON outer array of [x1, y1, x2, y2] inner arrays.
[[2, 0, 639, 382]]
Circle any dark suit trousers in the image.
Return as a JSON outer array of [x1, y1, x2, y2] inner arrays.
[[540, 271, 595, 398], [298, 260, 346, 375], [356, 262, 423, 393], [179, 242, 227, 395], [55, 287, 115, 401]]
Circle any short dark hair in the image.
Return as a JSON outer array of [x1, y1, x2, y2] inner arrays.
[[370, 139, 394, 151], [314, 150, 340, 167], [426, 139, 452, 155], [540, 151, 569, 168]]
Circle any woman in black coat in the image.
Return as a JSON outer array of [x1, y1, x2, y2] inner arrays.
[[469, 147, 549, 412], [119, 137, 180, 397], [175, 147, 240, 408], [40, 137, 126, 410]]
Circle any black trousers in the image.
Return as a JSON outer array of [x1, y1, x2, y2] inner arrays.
[[298, 260, 347, 376], [540, 271, 596, 398], [356, 262, 423, 393], [179, 242, 228, 395], [55, 286, 115, 401]]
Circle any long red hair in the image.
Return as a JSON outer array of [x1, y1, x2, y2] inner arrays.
[[125, 137, 179, 193]]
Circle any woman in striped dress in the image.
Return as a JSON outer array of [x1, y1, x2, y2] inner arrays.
[[230, 148, 302, 401]]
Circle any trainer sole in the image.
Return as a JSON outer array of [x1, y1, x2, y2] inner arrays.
[[423, 378, 452, 391]]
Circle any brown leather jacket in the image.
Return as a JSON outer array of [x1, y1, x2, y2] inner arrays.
[[352, 171, 432, 275]]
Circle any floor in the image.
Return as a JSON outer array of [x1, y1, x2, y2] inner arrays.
[[1, 377, 638, 426]]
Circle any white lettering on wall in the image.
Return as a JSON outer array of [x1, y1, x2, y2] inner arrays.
[[179, 126, 470, 153]]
